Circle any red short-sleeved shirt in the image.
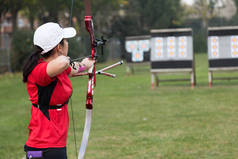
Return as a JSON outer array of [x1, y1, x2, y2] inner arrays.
[[25, 60, 72, 148]]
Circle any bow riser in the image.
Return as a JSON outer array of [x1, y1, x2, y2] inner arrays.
[[85, 15, 97, 89], [85, 15, 96, 110]]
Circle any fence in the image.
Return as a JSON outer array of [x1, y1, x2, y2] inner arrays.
[[0, 34, 11, 73]]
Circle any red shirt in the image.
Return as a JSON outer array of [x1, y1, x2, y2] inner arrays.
[[25, 60, 72, 148]]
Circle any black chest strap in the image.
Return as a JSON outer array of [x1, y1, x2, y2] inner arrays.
[[32, 99, 69, 109]]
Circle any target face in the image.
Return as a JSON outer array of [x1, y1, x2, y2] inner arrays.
[[151, 35, 193, 61], [208, 34, 238, 59], [150, 28, 193, 70], [178, 36, 187, 58], [231, 36, 238, 58], [209, 36, 219, 58], [126, 41, 137, 53], [167, 37, 176, 58], [154, 38, 164, 58], [208, 27, 238, 68], [125, 39, 150, 62]]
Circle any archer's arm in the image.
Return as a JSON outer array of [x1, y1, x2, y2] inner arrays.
[[69, 58, 95, 76], [47, 55, 70, 78]]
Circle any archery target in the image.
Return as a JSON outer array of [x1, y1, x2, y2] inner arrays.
[[150, 28, 193, 71], [231, 36, 238, 58], [151, 36, 193, 61], [167, 37, 176, 58], [126, 41, 137, 53], [139, 40, 150, 52], [208, 27, 238, 69], [210, 36, 219, 58], [131, 49, 143, 62], [125, 39, 150, 62], [154, 38, 164, 58], [178, 36, 187, 58]]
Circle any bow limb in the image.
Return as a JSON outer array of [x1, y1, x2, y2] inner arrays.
[[78, 65, 94, 159], [78, 109, 92, 159], [78, 0, 95, 159]]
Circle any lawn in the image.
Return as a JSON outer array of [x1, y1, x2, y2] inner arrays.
[[1, 53, 238, 159]]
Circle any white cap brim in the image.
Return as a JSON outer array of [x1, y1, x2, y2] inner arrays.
[[63, 27, 77, 38]]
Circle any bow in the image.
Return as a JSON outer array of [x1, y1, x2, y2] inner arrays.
[[70, 0, 123, 159], [77, 1, 95, 159]]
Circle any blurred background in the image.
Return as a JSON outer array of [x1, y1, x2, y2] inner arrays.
[[1, 0, 238, 73]]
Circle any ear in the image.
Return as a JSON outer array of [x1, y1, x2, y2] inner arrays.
[[55, 44, 62, 52]]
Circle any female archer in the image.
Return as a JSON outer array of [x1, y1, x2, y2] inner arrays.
[[22, 22, 94, 159]]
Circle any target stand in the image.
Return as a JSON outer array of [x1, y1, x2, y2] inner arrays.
[[150, 28, 196, 88], [208, 26, 238, 87]]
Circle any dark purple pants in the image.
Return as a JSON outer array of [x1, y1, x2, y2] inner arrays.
[[24, 145, 67, 159]]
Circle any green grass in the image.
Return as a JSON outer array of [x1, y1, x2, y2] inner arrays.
[[1, 53, 238, 159]]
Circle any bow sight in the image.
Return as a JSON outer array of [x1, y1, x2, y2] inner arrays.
[[94, 36, 107, 56]]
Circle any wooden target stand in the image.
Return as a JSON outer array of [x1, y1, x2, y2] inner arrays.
[[150, 28, 196, 89], [208, 67, 238, 87], [208, 26, 238, 87], [151, 68, 196, 89]]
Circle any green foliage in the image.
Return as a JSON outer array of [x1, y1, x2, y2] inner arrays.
[[120, 0, 184, 33], [0, 0, 25, 15], [36, 0, 68, 22], [111, 0, 184, 58], [11, 29, 34, 72]]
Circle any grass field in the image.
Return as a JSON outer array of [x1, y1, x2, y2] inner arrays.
[[1, 53, 238, 159]]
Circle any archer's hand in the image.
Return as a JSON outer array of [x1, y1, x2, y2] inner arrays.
[[81, 58, 95, 70]]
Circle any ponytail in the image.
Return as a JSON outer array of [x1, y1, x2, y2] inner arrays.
[[22, 46, 42, 82], [22, 39, 65, 82]]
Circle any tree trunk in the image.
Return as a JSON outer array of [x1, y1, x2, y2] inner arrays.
[[11, 9, 18, 33], [29, 16, 34, 30]]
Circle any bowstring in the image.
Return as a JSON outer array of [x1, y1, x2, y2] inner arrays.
[[70, 0, 74, 26], [69, 0, 78, 158], [70, 98, 78, 159]]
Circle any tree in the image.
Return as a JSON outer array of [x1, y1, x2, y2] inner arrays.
[[111, 0, 184, 58], [194, 0, 218, 29], [22, 0, 77, 29], [0, 0, 26, 32], [230, 0, 238, 25], [112, 0, 184, 36]]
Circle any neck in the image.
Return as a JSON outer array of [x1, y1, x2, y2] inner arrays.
[[43, 51, 59, 63]]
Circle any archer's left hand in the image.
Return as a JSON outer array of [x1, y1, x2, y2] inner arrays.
[[81, 58, 95, 70]]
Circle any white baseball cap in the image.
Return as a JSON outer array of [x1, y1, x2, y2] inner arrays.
[[33, 22, 77, 54]]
